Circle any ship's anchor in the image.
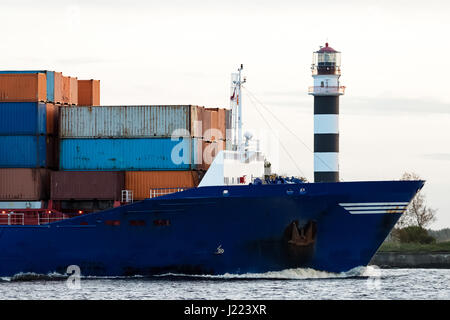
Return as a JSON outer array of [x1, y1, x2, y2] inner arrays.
[[285, 220, 317, 246]]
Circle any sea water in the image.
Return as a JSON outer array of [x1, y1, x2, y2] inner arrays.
[[0, 267, 448, 300]]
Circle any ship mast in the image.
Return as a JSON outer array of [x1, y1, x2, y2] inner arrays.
[[230, 64, 246, 152]]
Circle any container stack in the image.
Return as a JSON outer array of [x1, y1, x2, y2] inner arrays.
[[0, 70, 100, 209], [57, 105, 228, 201], [0, 69, 229, 211]]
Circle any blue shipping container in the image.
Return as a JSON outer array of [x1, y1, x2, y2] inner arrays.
[[0, 70, 55, 102], [60, 138, 200, 171], [0, 136, 48, 168], [0, 102, 47, 135]]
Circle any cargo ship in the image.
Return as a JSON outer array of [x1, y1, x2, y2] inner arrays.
[[0, 45, 424, 277]]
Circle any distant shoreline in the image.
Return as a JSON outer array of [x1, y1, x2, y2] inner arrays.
[[370, 251, 450, 268]]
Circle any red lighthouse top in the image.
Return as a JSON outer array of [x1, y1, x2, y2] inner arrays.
[[317, 43, 339, 53]]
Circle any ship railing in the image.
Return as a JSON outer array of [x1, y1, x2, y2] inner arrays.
[[149, 188, 186, 199], [0, 212, 72, 226], [223, 150, 265, 162], [37, 214, 70, 225], [0, 212, 25, 225]]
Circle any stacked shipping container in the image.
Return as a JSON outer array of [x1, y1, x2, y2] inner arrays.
[[0, 73, 54, 205], [77, 80, 100, 106], [57, 105, 229, 200], [0, 69, 232, 209], [0, 70, 100, 207]]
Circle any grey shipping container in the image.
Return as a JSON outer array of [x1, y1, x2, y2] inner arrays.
[[59, 105, 202, 138]]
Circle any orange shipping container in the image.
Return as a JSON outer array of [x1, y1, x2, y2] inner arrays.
[[202, 109, 212, 140], [201, 140, 225, 171], [205, 108, 224, 141], [125, 171, 198, 200], [218, 108, 227, 141], [69, 77, 78, 105], [53, 72, 63, 104], [0, 73, 46, 102], [78, 79, 100, 106], [210, 109, 219, 140], [62, 76, 70, 104]]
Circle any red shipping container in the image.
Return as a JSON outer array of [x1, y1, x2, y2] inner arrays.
[[218, 108, 226, 141], [62, 76, 70, 104], [53, 72, 63, 104], [50, 171, 125, 200], [0, 168, 50, 200], [0, 73, 46, 102], [78, 80, 100, 106], [69, 77, 78, 105]]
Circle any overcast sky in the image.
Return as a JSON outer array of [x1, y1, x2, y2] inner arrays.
[[1, 0, 449, 229]]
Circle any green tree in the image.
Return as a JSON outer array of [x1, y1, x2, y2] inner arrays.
[[393, 226, 436, 244], [396, 172, 437, 229]]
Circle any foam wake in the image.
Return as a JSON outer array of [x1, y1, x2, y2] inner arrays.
[[156, 265, 380, 280], [0, 266, 381, 282], [1, 272, 67, 282]]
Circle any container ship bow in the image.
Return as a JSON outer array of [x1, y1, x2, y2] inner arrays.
[[0, 50, 425, 277]]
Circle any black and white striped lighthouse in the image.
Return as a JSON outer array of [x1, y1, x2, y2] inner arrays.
[[308, 43, 345, 183]]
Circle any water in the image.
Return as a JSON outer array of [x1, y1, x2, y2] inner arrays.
[[0, 267, 449, 300]]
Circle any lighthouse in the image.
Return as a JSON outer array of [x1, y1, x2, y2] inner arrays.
[[308, 43, 345, 183]]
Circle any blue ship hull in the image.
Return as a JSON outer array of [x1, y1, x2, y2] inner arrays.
[[0, 180, 424, 277]]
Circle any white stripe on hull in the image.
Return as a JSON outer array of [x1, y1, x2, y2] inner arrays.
[[339, 202, 409, 206], [346, 210, 405, 214], [339, 202, 410, 215], [343, 206, 407, 210]]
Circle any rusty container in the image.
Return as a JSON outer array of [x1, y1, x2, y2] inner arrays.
[[218, 108, 227, 141], [0, 168, 50, 200], [201, 140, 225, 170], [50, 171, 124, 200], [62, 76, 70, 104], [210, 108, 219, 140], [0, 73, 46, 102], [69, 77, 78, 105], [125, 171, 198, 200], [202, 109, 212, 140], [190, 105, 203, 138], [60, 105, 191, 138], [46, 103, 59, 135], [78, 80, 100, 106], [225, 109, 232, 141], [53, 72, 63, 104], [204, 108, 224, 141]]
